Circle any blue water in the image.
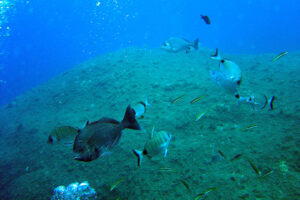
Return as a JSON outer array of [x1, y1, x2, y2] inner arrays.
[[0, 0, 299, 105]]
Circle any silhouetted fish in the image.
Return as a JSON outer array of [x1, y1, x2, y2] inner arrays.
[[73, 105, 142, 162], [200, 15, 211, 25]]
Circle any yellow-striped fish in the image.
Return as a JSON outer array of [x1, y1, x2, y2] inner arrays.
[[246, 157, 261, 176], [239, 124, 258, 132], [159, 167, 177, 173], [171, 94, 186, 104], [195, 110, 208, 121], [177, 179, 191, 192], [110, 177, 125, 191], [194, 187, 218, 200], [229, 154, 243, 162], [190, 95, 205, 104], [273, 51, 288, 62], [260, 169, 274, 178]]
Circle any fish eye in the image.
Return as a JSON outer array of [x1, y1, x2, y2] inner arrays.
[[48, 136, 54, 144], [221, 59, 225, 63]]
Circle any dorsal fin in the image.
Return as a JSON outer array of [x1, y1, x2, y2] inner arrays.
[[150, 125, 155, 139], [91, 117, 120, 125], [82, 121, 89, 129]]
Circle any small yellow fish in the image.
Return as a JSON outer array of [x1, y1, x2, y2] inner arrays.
[[194, 187, 218, 200], [177, 179, 190, 192], [229, 154, 243, 162], [260, 169, 274, 178], [171, 94, 186, 104], [110, 177, 125, 191], [190, 95, 205, 104], [239, 124, 258, 132], [218, 150, 227, 159], [159, 167, 177, 173], [246, 157, 261, 176], [195, 110, 208, 121], [272, 51, 288, 62]]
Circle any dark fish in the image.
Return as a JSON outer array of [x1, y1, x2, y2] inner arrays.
[[200, 15, 211, 24], [230, 154, 243, 162], [73, 105, 142, 162], [218, 150, 227, 159]]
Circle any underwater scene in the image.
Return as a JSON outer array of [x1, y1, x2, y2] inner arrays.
[[0, 1, 299, 200]]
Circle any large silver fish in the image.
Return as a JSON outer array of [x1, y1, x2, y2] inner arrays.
[[210, 70, 240, 98], [211, 48, 242, 85], [161, 37, 199, 53], [73, 105, 142, 162], [133, 127, 172, 166]]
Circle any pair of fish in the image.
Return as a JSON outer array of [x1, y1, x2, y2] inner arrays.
[[161, 37, 199, 53], [238, 95, 275, 110], [210, 48, 242, 98], [48, 105, 142, 162], [211, 49, 276, 110], [132, 126, 172, 166]]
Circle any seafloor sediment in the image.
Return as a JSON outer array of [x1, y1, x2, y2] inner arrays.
[[0, 47, 299, 200]]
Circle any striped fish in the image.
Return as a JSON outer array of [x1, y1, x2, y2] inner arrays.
[[133, 127, 172, 166]]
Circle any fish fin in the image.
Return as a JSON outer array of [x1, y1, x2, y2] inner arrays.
[[210, 48, 222, 60], [100, 151, 112, 157], [260, 95, 268, 109], [145, 97, 150, 106], [164, 148, 168, 158], [95, 117, 120, 124], [269, 96, 275, 110], [82, 121, 89, 129], [150, 125, 155, 139], [132, 149, 143, 167], [122, 105, 142, 130], [194, 38, 199, 50]]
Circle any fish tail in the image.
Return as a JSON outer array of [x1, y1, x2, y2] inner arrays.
[[122, 105, 142, 130], [269, 96, 275, 110], [210, 48, 222, 60], [132, 149, 143, 167], [194, 38, 199, 50], [145, 97, 151, 106], [260, 95, 275, 110]]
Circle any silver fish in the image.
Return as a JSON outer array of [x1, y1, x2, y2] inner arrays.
[[132, 97, 150, 119], [211, 48, 242, 85], [210, 70, 239, 98], [133, 127, 172, 166], [161, 37, 199, 53], [73, 105, 142, 162], [219, 59, 242, 85], [48, 126, 79, 145]]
